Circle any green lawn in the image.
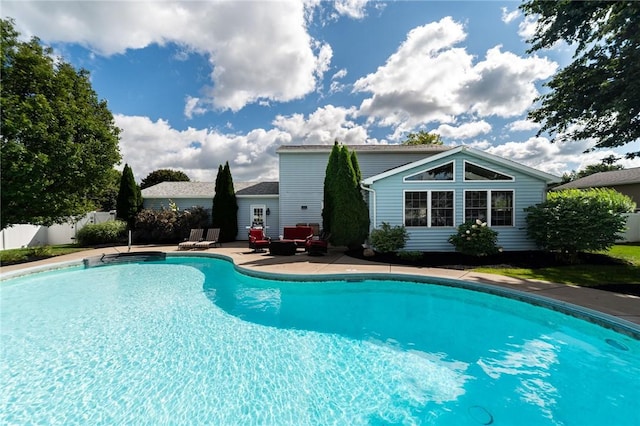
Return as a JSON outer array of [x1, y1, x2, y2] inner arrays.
[[474, 243, 640, 288], [0, 244, 86, 266]]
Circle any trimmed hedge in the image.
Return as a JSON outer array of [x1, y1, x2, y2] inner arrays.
[[76, 220, 128, 246]]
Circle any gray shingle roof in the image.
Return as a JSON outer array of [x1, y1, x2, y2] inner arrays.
[[235, 181, 279, 196], [553, 167, 640, 190], [276, 143, 452, 154], [141, 181, 277, 198], [141, 182, 215, 198]]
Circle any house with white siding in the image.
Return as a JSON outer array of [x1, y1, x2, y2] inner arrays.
[[141, 144, 561, 248]]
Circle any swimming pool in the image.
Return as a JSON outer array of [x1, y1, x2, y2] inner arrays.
[[1, 254, 639, 425]]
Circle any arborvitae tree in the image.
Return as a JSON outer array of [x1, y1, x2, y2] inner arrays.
[[350, 150, 362, 184], [116, 164, 142, 229], [322, 141, 341, 233], [328, 145, 369, 248], [211, 161, 238, 242]]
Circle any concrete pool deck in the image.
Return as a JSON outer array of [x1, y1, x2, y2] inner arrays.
[[2, 241, 639, 326]]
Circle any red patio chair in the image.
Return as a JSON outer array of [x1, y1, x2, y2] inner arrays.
[[248, 228, 270, 252], [306, 230, 330, 255]]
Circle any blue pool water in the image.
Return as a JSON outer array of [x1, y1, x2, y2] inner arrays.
[[1, 256, 639, 425]]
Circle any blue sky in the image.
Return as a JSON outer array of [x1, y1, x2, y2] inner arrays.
[[4, 1, 639, 182]]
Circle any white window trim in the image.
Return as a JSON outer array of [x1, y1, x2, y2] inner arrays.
[[463, 189, 515, 227], [403, 189, 456, 228], [403, 160, 456, 183], [463, 160, 515, 182]]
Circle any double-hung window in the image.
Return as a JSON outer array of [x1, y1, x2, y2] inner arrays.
[[405, 191, 454, 227], [464, 190, 514, 226]]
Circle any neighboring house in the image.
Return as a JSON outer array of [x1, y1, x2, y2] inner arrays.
[[142, 181, 216, 212], [553, 167, 640, 210], [141, 181, 279, 239], [141, 144, 561, 248]]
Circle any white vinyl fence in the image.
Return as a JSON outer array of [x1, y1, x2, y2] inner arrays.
[[0, 211, 116, 250], [620, 212, 640, 243]]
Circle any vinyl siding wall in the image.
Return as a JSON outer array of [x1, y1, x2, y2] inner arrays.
[[236, 197, 280, 240], [278, 150, 436, 235], [368, 153, 548, 251]]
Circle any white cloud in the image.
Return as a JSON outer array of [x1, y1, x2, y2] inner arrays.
[[353, 17, 557, 132], [461, 46, 557, 117], [333, 0, 370, 19], [518, 15, 539, 40], [354, 17, 471, 128], [4, 1, 330, 112], [272, 105, 369, 145], [475, 137, 640, 176], [329, 68, 348, 94], [506, 119, 541, 132], [115, 114, 285, 183], [332, 69, 348, 80], [501, 7, 520, 24], [184, 96, 206, 120], [436, 121, 492, 139], [116, 106, 374, 183]]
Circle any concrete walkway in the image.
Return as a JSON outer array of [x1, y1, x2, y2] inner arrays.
[[2, 242, 639, 326]]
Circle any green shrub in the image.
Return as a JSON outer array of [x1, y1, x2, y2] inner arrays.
[[177, 206, 209, 236], [525, 188, 634, 261], [397, 250, 423, 262], [133, 206, 209, 243], [76, 220, 127, 246], [369, 222, 408, 253], [448, 219, 500, 256]]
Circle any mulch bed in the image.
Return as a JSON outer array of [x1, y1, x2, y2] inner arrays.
[[345, 249, 640, 296], [345, 249, 624, 269]]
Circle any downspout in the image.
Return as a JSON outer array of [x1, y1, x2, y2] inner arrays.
[[360, 183, 376, 232]]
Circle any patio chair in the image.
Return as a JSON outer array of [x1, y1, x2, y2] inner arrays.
[[306, 230, 330, 255], [178, 228, 204, 250], [249, 228, 270, 252], [194, 228, 221, 249]]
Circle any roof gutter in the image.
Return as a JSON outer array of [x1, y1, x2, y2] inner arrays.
[[360, 183, 376, 232]]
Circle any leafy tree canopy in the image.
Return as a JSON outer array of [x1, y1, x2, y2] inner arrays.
[[560, 155, 624, 183], [1, 18, 121, 229], [520, 1, 640, 158], [140, 169, 191, 189], [402, 131, 443, 145], [90, 168, 122, 211]]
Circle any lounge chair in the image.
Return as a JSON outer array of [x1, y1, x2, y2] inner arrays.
[[178, 228, 204, 250], [194, 228, 221, 249], [249, 228, 270, 252]]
